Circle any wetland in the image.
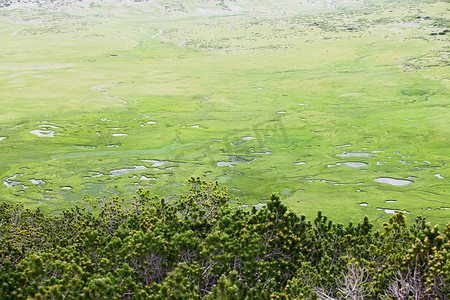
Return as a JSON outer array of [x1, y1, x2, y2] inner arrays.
[[0, 0, 448, 225]]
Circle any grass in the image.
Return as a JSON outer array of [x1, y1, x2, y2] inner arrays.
[[0, 0, 448, 225]]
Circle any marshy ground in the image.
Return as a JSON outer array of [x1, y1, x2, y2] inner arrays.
[[0, 0, 448, 225]]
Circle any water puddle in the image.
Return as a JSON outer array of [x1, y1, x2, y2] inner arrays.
[[0, 137, 7, 141], [140, 175, 156, 180], [231, 140, 246, 147], [61, 186, 72, 190], [277, 111, 286, 114], [334, 144, 352, 148], [154, 166, 177, 171], [110, 165, 147, 176], [385, 200, 396, 203], [434, 174, 445, 179], [6, 173, 23, 179], [376, 162, 387, 165], [84, 172, 104, 178], [29, 179, 45, 185], [241, 137, 256, 140], [253, 151, 272, 155], [2, 173, 26, 188], [3, 180, 23, 187], [328, 162, 367, 168], [141, 159, 180, 167], [376, 208, 409, 214], [359, 203, 368, 207], [30, 130, 60, 137], [343, 162, 368, 168], [146, 121, 157, 124], [405, 176, 417, 180], [106, 145, 119, 147], [337, 151, 372, 158], [254, 203, 267, 210], [39, 124, 59, 129], [374, 177, 414, 186], [112, 133, 128, 136], [217, 155, 257, 167]]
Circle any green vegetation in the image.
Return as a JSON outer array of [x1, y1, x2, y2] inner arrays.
[[0, 178, 449, 299], [0, 0, 449, 226]]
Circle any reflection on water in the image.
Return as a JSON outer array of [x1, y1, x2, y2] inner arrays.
[[217, 155, 257, 167], [110, 166, 147, 176], [374, 177, 414, 186], [376, 207, 409, 214], [30, 130, 59, 137], [343, 162, 368, 168], [29, 179, 45, 185], [337, 152, 372, 157], [141, 159, 180, 167]]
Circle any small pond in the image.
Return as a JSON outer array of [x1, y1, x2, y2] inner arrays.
[[30, 130, 59, 137], [336, 152, 372, 158], [29, 179, 45, 185], [141, 159, 180, 167], [343, 162, 368, 168], [374, 177, 414, 186], [254, 203, 267, 210], [329, 162, 368, 168], [217, 155, 257, 167], [376, 208, 409, 214], [110, 165, 147, 176]]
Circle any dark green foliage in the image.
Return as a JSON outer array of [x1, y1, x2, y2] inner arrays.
[[0, 178, 448, 299]]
